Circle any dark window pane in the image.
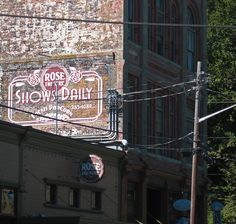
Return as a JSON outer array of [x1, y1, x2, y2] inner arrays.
[[91, 191, 101, 210], [45, 184, 57, 204]]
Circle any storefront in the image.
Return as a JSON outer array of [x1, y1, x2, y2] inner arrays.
[[0, 120, 127, 224]]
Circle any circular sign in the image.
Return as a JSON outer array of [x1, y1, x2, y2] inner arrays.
[[80, 155, 104, 183], [173, 199, 191, 212], [40, 64, 69, 92]]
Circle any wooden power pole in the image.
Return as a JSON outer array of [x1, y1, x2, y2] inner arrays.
[[190, 61, 202, 224]]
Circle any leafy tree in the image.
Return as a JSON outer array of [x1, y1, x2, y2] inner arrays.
[[207, 0, 236, 223]]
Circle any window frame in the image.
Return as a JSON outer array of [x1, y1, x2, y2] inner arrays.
[[91, 191, 102, 211], [127, 74, 140, 145], [186, 7, 196, 71], [69, 188, 80, 208], [169, 1, 180, 63], [148, 0, 165, 55], [127, 0, 142, 44], [45, 184, 57, 205]]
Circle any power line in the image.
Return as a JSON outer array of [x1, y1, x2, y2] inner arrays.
[[208, 101, 236, 104], [207, 136, 235, 139], [0, 103, 118, 134], [207, 88, 235, 101], [133, 132, 194, 148], [0, 87, 190, 104], [123, 80, 195, 96], [0, 103, 169, 143], [0, 13, 236, 29], [124, 88, 193, 103], [0, 79, 195, 103], [0, 103, 196, 148]]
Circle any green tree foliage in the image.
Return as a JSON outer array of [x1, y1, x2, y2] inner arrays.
[[207, 0, 236, 223]]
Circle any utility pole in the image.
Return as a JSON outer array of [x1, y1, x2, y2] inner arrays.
[[189, 61, 236, 224], [190, 61, 202, 224]]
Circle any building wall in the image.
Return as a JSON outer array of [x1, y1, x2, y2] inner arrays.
[[0, 120, 128, 224], [0, 142, 19, 185], [0, 0, 123, 58], [122, 1, 208, 224], [0, 0, 124, 140], [123, 0, 207, 148]]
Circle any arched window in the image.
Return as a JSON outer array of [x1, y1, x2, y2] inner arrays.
[[169, 1, 180, 63], [128, 0, 142, 44], [148, 0, 165, 55], [186, 7, 196, 71]]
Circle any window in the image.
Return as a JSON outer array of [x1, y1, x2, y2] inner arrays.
[[148, 0, 165, 55], [147, 82, 156, 147], [156, 97, 164, 146], [45, 184, 57, 204], [69, 188, 80, 208], [145, 85, 180, 159], [187, 7, 196, 71], [169, 2, 180, 62], [127, 0, 141, 44], [167, 96, 178, 145], [91, 191, 101, 210], [127, 75, 140, 145], [0, 188, 16, 216]]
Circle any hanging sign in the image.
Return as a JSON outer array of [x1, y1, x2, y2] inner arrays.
[[80, 154, 104, 183]]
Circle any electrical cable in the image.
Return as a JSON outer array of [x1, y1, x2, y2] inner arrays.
[[208, 101, 236, 104], [0, 103, 119, 134], [0, 80, 195, 103], [123, 80, 195, 96], [124, 88, 193, 103], [1, 13, 236, 29], [207, 88, 236, 101], [131, 132, 194, 148], [0, 103, 196, 148], [0, 88, 191, 104]]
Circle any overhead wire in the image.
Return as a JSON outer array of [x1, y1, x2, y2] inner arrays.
[[0, 103, 119, 134], [0, 103, 196, 149], [123, 80, 195, 96], [124, 88, 194, 103], [128, 132, 194, 149], [207, 88, 236, 101], [0, 79, 196, 103], [0, 13, 236, 29]]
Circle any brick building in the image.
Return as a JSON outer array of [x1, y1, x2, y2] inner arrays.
[[122, 1, 208, 223], [0, 0, 208, 224]]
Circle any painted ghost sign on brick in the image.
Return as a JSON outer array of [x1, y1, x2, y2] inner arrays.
[[8, 64, 102, 124], [2, 58, 116, 138]]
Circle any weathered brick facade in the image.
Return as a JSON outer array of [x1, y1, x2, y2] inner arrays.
[[0, 0, 123, 57], [0, 0, 124, 138]]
